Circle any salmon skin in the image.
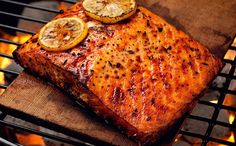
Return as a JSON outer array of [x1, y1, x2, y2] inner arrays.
[[13, 2, 222, 145]]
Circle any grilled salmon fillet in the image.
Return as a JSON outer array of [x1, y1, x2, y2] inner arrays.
[[13, 2, 222, 145]]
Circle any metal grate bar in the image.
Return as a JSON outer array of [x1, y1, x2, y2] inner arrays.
[[0, 84, 7, 89], [0, 38, 21, 46], [62, 0, 77, 4], [218, 72, 236, 79], [188, 115, 236, 129], [201, 57, 236, 145], [179, 130, 235, 146], [0, 24, 35, 35], [0, 69, 19, 76], [0, 119, 92, 146], [223, 59, 235, 65], [0, 11, 48, 24], [229, 45, 236, 49], [0, 1, 235, 146], [210, 86, 236, 95], [0, 112, 7, 120], [198, 100, 236, 112], [0, 137, 19, 146], [0, 53, 14, 59], [0, 0, 62, 14]]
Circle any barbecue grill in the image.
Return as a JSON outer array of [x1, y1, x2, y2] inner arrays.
[[0, 0, 235, 146]]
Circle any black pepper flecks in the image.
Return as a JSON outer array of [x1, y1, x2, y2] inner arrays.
[[148, 56, 154, 60], [190, 47, 195, 51], [132, 109, 138, 117], [166, 46, 172, 51], [150, 98, 155, 104], [62, 59, 68, 65], [105, 74, 109, 79], [158, 27, 163, 32], [146, 116, 151, 121], [108, 61, 113, 67], [202, 63, 208, 66], [90, 70, 94, 74], [116, 63, 121, 68], [147, 20, 150, 27], [127, 50, 135, 54]]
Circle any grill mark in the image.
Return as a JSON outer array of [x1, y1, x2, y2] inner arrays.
[[17, 3, 222, 135], [114, 59, 122, 115], [187, 44, 198, 81], [141, 70, 145, 124], [130, 66, 137, 124], [140, 45, 149, 124], [150, 59, 158, 112], [158, 55, 169, 104], [78, 59, 91, 84], [168, 46, 178, 109], [192, 43, 203, 86], [182, 42, 193, 101], [112, 87, 124, 104]]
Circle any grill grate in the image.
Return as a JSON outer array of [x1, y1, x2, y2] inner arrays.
[[0, 0, 235, 146]]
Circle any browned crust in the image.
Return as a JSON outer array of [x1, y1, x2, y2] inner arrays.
[[13, 47, 145, 144], [12, 2, 223, 145], [13, 41, 222, 146]]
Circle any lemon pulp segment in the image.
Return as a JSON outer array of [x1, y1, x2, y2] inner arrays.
[[39, 17, 88, 51], [82, 0, 137, 23]]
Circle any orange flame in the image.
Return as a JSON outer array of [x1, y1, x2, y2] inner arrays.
[[0, 32, 31, 94], [210, 100, 218, 104], [209, 100, 235, 145], [219, 132, 235, 146]]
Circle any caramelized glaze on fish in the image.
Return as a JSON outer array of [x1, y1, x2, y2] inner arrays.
[[14, 2, 222, 145]]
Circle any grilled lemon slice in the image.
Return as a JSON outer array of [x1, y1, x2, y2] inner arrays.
[[38, 17, 88, 51], [82, 0, 137, 23]]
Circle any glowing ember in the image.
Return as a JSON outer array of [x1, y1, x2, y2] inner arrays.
[[224, 50, 236, 60], [219, 132, 235, 146], [210, 100, 218, 104], [229, 113, 235, 125], [0, 32, 31, 94], [227, 132, 235, 143]]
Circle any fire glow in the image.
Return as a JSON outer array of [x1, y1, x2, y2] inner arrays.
[[0, 32, 31, 94], [226, 113, 235, 144], [208, 100, 236, 145]]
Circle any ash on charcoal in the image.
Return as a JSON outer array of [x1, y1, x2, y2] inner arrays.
[[211, 125, 231, 140], [212, 62, 233, 88], [173, 140, 191, 146], [191, 104, 214, 118], [221, 63, 231, 74], [217, 109, 232, 123], [183, 106, 230, 144], [229, 79, 236, 90], [200, 90, 220, 102]]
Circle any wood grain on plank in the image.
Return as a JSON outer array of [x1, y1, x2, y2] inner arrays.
[[0, 72, 137, 146], [0, 0, 236, 145], [138, 0, 236, 58]]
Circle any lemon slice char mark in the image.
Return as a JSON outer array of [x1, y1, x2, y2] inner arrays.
[[38, 17, 88, 51], [82, 0, 137, 24]]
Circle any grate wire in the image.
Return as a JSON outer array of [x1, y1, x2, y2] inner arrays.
[[0, 0, 235, 145]]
